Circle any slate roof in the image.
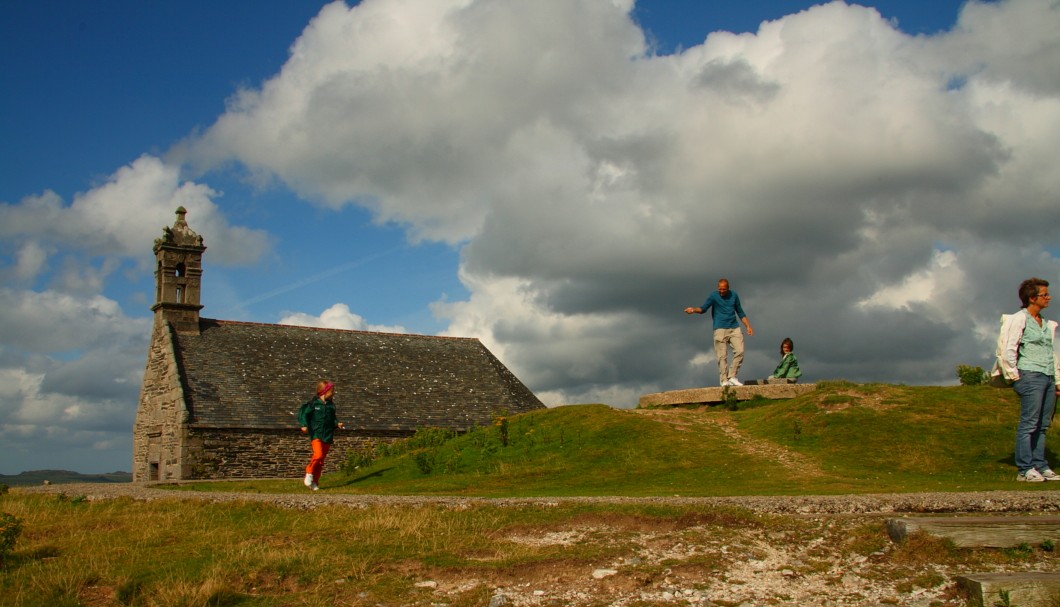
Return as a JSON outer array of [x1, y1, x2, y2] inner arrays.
[[171, 318, 545, 431]]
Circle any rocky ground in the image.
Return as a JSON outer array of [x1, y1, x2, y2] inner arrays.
[[20, 482, 1060, 607], [17, 410, 1060, 606]]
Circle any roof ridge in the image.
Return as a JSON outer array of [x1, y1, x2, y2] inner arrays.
[[201, 317, 480, 342]]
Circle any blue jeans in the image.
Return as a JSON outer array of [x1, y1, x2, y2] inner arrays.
[[1013, 371, 1057, 473]]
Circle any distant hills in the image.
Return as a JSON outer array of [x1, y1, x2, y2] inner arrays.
[[0, 469, 132, 486]]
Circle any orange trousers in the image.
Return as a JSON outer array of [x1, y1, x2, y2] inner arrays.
[[305, 439, 331, 483]]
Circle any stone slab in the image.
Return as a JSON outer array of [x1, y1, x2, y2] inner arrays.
[[886, 516, 1060, 548], [638, 383, 816, 408], [956, 572, 1060, 607]]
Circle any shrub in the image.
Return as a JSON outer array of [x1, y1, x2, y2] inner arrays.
[[0, 512, 22, 567], [413, 450, 435, 475], [343, 428, 463, 475], [407, 427, 457, 450], [342, 440, 379, 473], [956, 364, 987, 386], [722, 386, 739, 411], [494, 415, 509, 447]]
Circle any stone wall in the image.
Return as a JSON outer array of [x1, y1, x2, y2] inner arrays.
[[179, 428, 409, 479], [132, 321, 191, 482]]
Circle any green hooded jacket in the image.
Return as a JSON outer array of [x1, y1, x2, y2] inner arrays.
[[298, 397, 338, 443]]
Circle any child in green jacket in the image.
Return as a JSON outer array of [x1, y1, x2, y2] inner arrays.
[[767, 338, 802, 384], [298, 380, 343, 491]]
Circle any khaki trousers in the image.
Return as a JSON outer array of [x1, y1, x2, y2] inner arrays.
[[713, 328, 744, 385]]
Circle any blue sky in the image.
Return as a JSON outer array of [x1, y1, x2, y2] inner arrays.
[[3, 0, 1058, 474]]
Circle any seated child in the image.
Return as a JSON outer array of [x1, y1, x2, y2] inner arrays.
[[765, 337, 801, 384]]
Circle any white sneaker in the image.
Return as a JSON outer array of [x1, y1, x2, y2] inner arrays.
[[304, 473, 314, 487], [721, 378, 732, 386], [311, 482, 320, 491], [1040, 468, 1060, 481], [728, 377, 743, 386], [1018, 469, 1045, 482]]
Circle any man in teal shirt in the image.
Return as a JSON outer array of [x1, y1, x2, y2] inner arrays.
[[685, 278, 754, 386]]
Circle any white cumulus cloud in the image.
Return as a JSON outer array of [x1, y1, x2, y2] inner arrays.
[[0, 154, 271, 268], [168, 0, 1060, 406], [280, 302, 408, 334]]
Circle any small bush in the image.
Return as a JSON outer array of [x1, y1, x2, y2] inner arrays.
[[1003, 542, 1034, 559], [0, 511, 23, 566], [413, 450, 435, 475], [408, 427, 457, 450], [343, 427, 460, 474], [956, 364, 987, 386], [494, 415, 509, 446], [722, 386, 739, 411], [343, 440, 379, 473]]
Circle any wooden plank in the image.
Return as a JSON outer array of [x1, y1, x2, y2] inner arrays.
[[956, 572, 1060, 607], [886, 516, 1060, 548], [638, 383, 815, 408]]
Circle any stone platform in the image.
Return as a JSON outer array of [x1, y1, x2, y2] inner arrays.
[[638, 383, 816, 408]]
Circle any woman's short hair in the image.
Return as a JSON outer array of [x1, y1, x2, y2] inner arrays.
[[1019, 278, 1049, 308]]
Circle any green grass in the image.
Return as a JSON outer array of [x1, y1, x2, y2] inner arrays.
[[737, 383, 1026, 492], [167, 383, 1058, 497], [5, 384, 1060, 605], [3, 487, 1058, 606], [0, 492, 786, 606]]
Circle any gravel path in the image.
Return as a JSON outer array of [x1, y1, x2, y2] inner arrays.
[[19, 481, 1060, 514]]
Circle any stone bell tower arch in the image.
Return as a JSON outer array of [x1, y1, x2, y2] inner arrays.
[[151, 206, 206, 334]]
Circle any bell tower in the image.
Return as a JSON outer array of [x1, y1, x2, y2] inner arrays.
[[152, 206, 206, 334]]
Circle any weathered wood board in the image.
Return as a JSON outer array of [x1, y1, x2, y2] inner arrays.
[[886, 516, 1060, 548], [956, 572, 1060, 607]]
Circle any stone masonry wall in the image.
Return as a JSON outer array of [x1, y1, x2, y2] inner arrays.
[[184, 428, 410, 480], [133, 320, 191, 482]]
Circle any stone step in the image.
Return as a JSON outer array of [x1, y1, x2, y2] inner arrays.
[[886, 516, 1060, 548], [956, 572, 1060, 607], [638, 383, 815, 408]]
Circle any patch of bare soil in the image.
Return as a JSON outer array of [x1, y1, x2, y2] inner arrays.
[[425, 514, 1059, 607]]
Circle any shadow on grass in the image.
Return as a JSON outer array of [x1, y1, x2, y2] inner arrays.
[[333, 467, 394, 487], [995, 446, 1059, 470], [4, 545, 61, 571]]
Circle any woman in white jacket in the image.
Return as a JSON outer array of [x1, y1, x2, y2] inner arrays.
[[994, 278, 1059, 482]]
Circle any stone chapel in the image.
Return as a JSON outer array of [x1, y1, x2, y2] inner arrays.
[[132, 208, 544, 481]]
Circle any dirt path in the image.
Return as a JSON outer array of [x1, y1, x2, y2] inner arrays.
[[18, 481, 1060, 516], [634, 407, 826, 478]]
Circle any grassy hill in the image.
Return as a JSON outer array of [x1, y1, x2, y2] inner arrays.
[[170, 381, 1058, 497], [0, 470, 131, 487]]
